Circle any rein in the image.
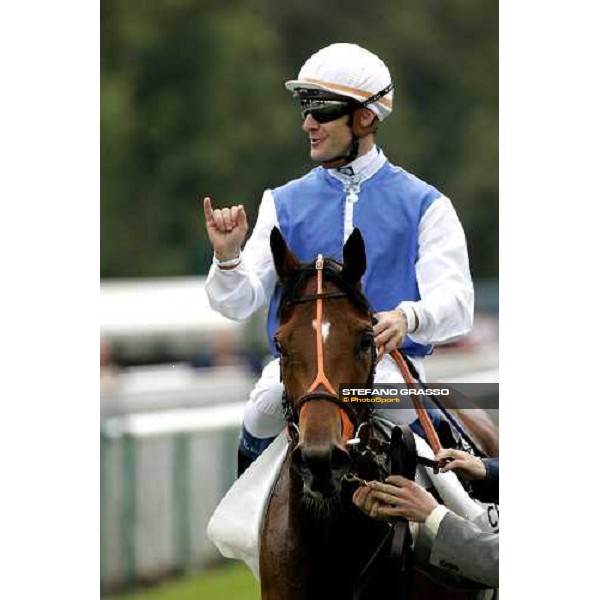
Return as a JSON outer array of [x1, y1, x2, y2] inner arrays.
[[391, 348, 488, 458], [390, 348, 442, 454]]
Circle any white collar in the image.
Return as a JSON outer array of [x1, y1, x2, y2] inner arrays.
[[326, 146, 387, 185]]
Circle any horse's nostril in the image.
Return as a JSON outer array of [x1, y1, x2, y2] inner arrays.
[[291, 445, 305, 474], [330, 445, 351, 473], [292, 444, 350, 484]]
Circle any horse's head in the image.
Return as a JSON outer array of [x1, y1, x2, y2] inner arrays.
[[271, 227, 376, 503]]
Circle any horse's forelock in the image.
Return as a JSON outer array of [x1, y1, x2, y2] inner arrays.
[[277, 257, 370, 319]]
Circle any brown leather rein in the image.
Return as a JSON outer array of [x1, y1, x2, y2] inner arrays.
[[389, 348, 442, 454]]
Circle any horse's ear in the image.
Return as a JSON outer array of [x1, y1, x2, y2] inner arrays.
[[342, 228, 367, 285], [270, 227, 300, 281]]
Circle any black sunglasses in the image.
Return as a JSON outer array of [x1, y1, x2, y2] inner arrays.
[[301, 102, 352, 124]]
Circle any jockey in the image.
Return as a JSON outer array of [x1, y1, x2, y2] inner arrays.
[[203, 43, 474, 473]]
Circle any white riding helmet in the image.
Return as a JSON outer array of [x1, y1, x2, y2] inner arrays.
[[285, 43, 394, 121]]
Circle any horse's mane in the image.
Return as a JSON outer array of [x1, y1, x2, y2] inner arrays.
[[277, 258, 371, 319]]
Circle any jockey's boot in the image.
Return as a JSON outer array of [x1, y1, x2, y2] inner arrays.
[[237, 448, 255, 478], [237, 425, 276, 477]]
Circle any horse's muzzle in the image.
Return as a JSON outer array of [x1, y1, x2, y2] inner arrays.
[[291, 443, 351, 499]]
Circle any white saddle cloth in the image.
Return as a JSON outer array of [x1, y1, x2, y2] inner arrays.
[[207, 430, 498, 581], [206, 431, 288, 579]]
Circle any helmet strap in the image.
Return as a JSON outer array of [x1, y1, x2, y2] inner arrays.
[[321, 108, 378, 169]]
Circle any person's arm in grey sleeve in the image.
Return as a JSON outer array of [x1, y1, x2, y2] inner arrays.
[[205, 190, 278, 321], [353, 479, 496, 590], [398, 196, 474, 345], [427, 509, 499, 588]]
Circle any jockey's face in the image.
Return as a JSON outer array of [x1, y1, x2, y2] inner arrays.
[[302, 112, 353, 163]]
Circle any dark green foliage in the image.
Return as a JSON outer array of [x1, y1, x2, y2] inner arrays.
[[101, 0, 498, 278]]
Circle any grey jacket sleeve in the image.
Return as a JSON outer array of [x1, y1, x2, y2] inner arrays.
[[428, 512, 499, 588]]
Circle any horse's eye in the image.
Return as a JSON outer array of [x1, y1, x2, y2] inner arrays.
[[359, 331, 374, 352], [274, 337, 285, 355]]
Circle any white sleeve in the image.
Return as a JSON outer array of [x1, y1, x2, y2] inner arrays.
[[424, 505, 450, 537], [205, 190, 279, 321], [398, 196, 474, 345]]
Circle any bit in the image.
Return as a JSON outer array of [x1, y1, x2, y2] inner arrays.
[[343, 473, 369, 486]]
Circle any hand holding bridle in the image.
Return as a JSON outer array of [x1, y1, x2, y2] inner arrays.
[[202, 196, 248, 261], [373, 308, 408, 358], [435, 449, 487, 480], [364, 475, 439, 523], [352, 483, 390, 521]]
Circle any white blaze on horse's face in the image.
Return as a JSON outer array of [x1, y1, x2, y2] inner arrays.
[[312, 319, 331, 343]]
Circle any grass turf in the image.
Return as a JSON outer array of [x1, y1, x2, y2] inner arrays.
[[108, 562, 260, 600]]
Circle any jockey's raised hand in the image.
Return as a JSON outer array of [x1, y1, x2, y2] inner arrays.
[[373, 308, 409, 357], [203, 196, 248, 262]]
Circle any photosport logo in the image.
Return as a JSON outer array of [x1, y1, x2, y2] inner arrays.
[[338, 383, 499, 410], [339, 384, 450, 404]]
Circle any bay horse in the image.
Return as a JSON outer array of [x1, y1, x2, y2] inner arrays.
[[259, 227, 495, 600]]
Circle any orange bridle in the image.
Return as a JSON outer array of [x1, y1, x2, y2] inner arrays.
[[296, 255, 356, 444], [306, 255, 337, 396]]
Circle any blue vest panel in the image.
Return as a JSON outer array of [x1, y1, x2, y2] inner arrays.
[[267, 160, 440, 357]]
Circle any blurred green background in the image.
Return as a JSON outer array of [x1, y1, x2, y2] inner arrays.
[[101, 0, 498, 280]]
